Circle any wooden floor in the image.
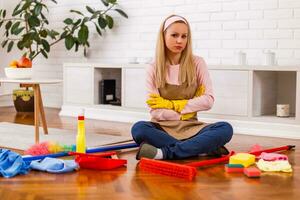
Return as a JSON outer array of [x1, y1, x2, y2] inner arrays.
[[0, 107, 299, 200]]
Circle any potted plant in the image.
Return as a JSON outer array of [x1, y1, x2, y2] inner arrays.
[[0, 0, 128, 112]]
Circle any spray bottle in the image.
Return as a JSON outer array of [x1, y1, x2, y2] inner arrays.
[[76, 109, 86, 153]]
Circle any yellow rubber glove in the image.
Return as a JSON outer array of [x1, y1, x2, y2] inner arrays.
[[180, 112, 196, 121], [194, 85, 205, 97], [171, 100, 188, 112], [146, 94, 174, 109], [171, 85, 205, 113]]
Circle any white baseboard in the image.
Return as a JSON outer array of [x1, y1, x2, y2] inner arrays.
[[60, 105, 300, 139]]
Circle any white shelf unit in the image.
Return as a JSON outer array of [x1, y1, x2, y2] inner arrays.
[[252, 70, 296, 118], [60, 63, 300, 139]]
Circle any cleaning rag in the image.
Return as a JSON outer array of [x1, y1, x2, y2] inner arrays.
[[30, 157, 78, 173], [259, 152, 288, 161], [256, 159, 292, 172], [0, 149, 30, 178]]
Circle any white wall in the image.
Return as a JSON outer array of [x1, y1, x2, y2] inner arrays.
[[1, 0, 300, 108]]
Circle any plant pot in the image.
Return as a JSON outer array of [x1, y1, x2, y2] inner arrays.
[[13, 89, 34, 112]]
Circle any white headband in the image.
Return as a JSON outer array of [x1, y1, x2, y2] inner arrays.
[[163, 16, 187, 31]]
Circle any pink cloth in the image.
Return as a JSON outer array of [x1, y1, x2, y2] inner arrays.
[[146, 56, 214, 121], [259, 152, 288, 161]]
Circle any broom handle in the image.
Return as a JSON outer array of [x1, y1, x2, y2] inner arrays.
[[186, 145, 295, 168], [186, 151, 234, 167], [249, 145, 295, 156], [22, 142, 139, 162]]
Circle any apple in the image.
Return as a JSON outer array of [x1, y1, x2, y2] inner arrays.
[[17, 56, 32, 68]]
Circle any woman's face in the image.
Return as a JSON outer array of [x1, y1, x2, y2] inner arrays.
[[164, 22, 188, 54]]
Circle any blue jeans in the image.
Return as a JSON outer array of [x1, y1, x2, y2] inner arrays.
[[131, 121, 233, 159]]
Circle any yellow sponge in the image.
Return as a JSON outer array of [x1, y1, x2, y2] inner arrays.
[[229, 153, 255, 167]]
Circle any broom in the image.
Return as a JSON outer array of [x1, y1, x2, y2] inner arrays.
[[138, 145, 295, 180]]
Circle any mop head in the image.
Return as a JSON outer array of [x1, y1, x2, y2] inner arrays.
[[139, 158, 197, 181], [25, 141, 76, 156]]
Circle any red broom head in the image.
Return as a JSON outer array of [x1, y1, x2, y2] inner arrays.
[[139, 158, 197, 181]]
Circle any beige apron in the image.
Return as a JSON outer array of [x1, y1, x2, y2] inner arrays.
[[151, 82, 209, 140]]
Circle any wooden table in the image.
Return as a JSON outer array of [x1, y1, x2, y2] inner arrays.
[[0, 78, 62, 143]]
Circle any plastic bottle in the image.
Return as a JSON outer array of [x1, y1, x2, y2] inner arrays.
[[76, 109, 86, 153]]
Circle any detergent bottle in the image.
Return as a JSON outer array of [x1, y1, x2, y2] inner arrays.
[[76, 109, 86, 153]]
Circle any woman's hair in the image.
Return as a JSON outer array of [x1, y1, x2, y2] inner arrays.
[[154, 14, 196, 88]]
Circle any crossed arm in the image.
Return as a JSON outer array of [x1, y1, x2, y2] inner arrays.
[[146, 57, 214, 121]]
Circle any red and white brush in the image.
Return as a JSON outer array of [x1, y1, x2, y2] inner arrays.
[[138, 145, 295, 180]]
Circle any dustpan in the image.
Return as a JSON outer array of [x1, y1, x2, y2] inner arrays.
[[69, 151, 127, 170]]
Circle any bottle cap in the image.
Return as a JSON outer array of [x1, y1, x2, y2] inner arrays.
[[78, 116, 85, 120], [78, 108, 85, 120]]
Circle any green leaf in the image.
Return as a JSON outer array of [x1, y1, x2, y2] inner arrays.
[[32, 32, 41, 44], [5, 21, 12, 30], [47, 30, 59, 39], [28, 16, 40, 27], [64, 18, 73, 25], [78, 24, 89, 44], [41, 39, 50, 52], [50, 0, 58, 4], [106, 15, 114, 29], [14, 27, 25, 35], [11, 21, 21, 34], [0, 21, 4, 28], [91, 13, 98, 20], [23, 38, 32, 48], [41, 13, 49, 24], [95, 25, 102, 36], [107, 0, 117, 4], [2, 10, 6, 18], [34, 4, 43, 16], [41, 49, 48, 58], [86, 6, 95, 14], [114, 9, 128, 18], [75, 42, 79, 52], [7, 41, 14, 52], [17, 40, 24, 49], [12, 4, 22, 16], [1, 40, 8, 48], [73, 19, 82, 27], [29, 51, 36, 59], [70, 9, 84, 16], [101, 0, 109, 7], [98, 16, 107, 29], [22, 2, 31, 10], [82, 17, 89, 24], [65, 35, 75, 50]]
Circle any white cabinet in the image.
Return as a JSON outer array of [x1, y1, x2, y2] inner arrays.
[[122, 67, 147, 109], [206, 70, 249, 116], [61, 63, 300, 138], [63, 66, 94, 105]]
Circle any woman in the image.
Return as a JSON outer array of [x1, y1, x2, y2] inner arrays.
[[131, 15, 233, 160]]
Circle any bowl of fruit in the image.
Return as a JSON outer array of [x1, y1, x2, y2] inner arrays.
[[5, 57, 33, 79]]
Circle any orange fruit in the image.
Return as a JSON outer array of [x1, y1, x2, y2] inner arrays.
[[9, 60, 18, 68]]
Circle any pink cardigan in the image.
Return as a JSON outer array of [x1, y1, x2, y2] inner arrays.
[[146, 56, 214, 121]]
